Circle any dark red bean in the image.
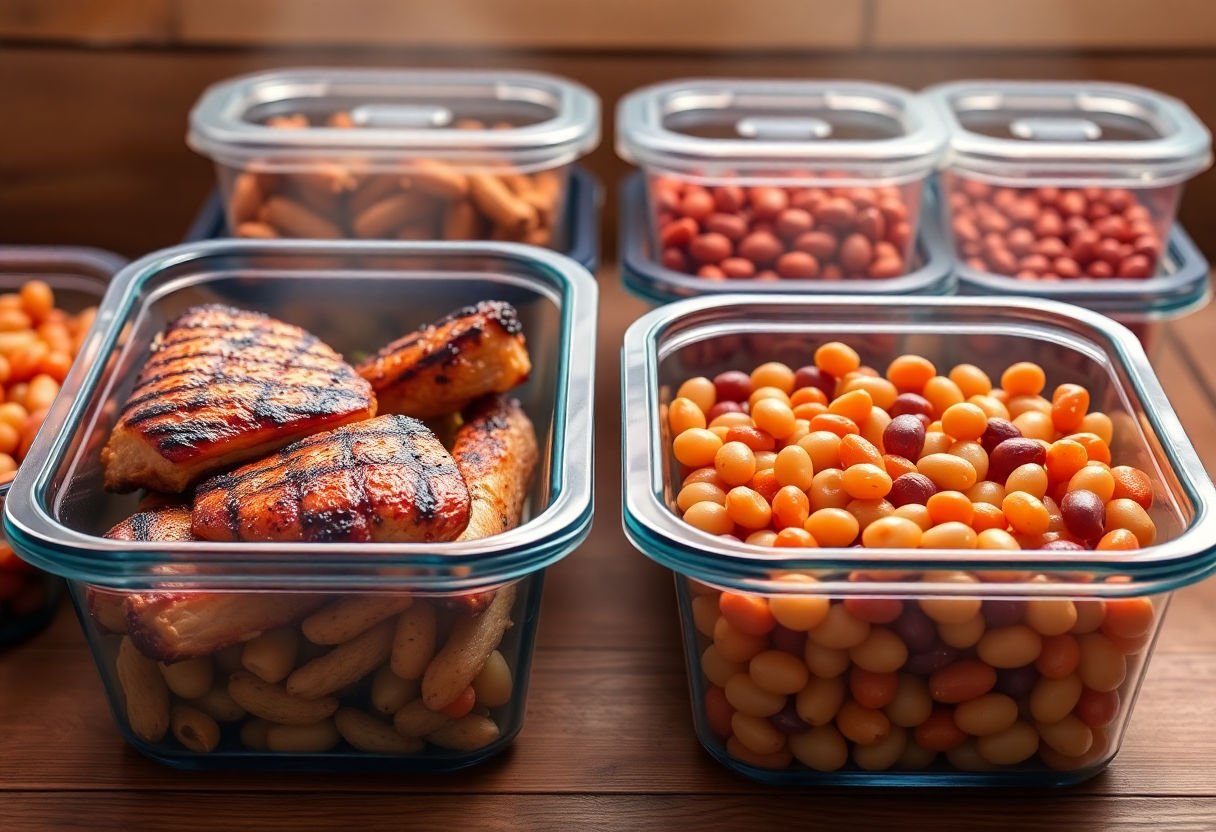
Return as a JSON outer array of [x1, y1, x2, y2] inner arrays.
[[1061, 489, 1106, 540], [659, 217, 698, 248], [720, 257, 757, 279], [770, 701, 810, 735], [713, 371, 753, 403], [995, 666, 1039, 699], [889, 472, 937, 507], [737, 231, 783, 266], [794, 365, 836, 395], [793, 230, 838, 260], [704, 212, 748, 241], [905, 644, 959, 675], [713, 185, 745, 213], [890, 393, 934, 419], [707, 401, 744, 421], [660, 247, 689, 272], [770, 625, 807, 656], [750, 186, 789, 220], [1041, 539, 1087, 551], [680, 188, 715, 220], [775, 208, 814, 239], [980, 418, 1021, 454], [882, 414, 926, 460], [839, 233, 874, 273], [776, 251, 820, 279], [988, 438, 1048, 484], [982, 600, 1026, 628], [817, 196, 857, 228], [688, 232, 732, 264], [856, 206, 886, 242], [894, 606, 938, 652]]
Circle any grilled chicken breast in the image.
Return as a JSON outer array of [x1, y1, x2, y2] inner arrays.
[[93, 505, 323, 660], [101, 304, 376, 494], [451, 396, 538, 542], [191, 414, 471, 544], [356, 301, 531, 419]]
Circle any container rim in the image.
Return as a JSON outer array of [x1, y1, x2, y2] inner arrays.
[[188, 67, 601, 172], [954, 221, 1211, 318], [3, 239, 597, 591], [925, 80, 1213, 186], [617, 172, 956, 303], [616, 78, 946, 181], [621, 293, 1216, 597]]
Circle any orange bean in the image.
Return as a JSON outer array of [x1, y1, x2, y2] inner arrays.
[[719, 592, 776, 636]]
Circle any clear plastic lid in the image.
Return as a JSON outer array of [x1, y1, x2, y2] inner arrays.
[[3, 240, 597, 592], [622, 294, 1216, 598], [616, 79, 946, 183], [926, 80, 1212, 186], [189, 68, 601, 173]]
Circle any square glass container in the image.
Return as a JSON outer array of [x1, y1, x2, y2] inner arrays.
[[622, 293, 1216, 785], [189, 68, 600, 249], [4, 240, 597, 770]]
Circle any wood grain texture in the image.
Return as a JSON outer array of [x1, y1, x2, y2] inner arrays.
[[0, 44, 1214, 831], [174, 0, 866, 49], [870, 0, 1216, 49], [2, 47, 1216, 264], [0, 0, 171, 44]]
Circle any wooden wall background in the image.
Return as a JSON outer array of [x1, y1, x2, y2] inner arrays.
[[1, 0, 1214, 262]]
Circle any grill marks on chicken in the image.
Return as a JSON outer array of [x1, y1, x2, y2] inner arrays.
[[356, 300, 531, 419], [451, 396, 539, 542], [191, 415, 471, 544], [101, 305, 376, 494]]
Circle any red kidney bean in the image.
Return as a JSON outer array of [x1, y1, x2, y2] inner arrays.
[[888, 472, 937, 507], [775, 208, 814, 239], [776, 251, 820, 279], [713, 370, 753, 403], [982, 600, 1025, 628], [1087, 260, 1114, 278], [890, 393, 933, 419], [894, 606, 938, 652], [689, 233, 732, 264], [856, 206, 886, 242], [750, 187, 789, 220], [883, 414, 926, 460], [869, 257, 905, 279], [793, 230, 837, 260], [1041, 539, 1087, 551], [794, 365, 836, 395], [707, 401, 744, 421], [770, 625, 807, 656], [737, 231, 784, 266], [817, 196, 857, 228], [905, 644, 959, 676], [721, 257, 757, 279], [1036, 236, 1068, 258], [995, 666, 1039, 699], [713, 185, 746, 213], [1054, 257, 1081, 279], [988, 438, 1048, 484], [839, 234, 874, 273], [1061, 489, 1105, 540], [661, 247, 689, 272], [681, 188, 715, 220], [705, 212, 749, 241], [770, 701, 810, 735], [660, 217, 698, 248], [980, 418, 1021, 454], [1118, 254, 1153, 278], [697, 264, 726, 279]]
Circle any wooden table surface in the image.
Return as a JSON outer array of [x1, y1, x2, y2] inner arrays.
[[0, 263, 1212, 830]]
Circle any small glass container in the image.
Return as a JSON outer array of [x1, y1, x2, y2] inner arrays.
[[189, 68, 600, 249], [616, 79, 946, 282]]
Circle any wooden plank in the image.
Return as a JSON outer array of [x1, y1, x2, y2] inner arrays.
[[870, 0, 1216, 49], [174, 0, 866, 50], [2, 792, 1215, 832], [0, 0, 172, 44]]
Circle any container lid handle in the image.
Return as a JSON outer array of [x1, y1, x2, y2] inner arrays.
[[735, 116, 832, 140], [1010, 116, 1103, 142]]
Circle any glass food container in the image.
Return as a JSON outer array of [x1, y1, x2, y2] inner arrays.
[[3, 240, 596, 770], [926, 80, 1211, 286], [0, 246, 125, 646], [188, 68, 600, 249], [622, 294, 1216, 786], [616, 79, 946, 282], [618, 172, 955, 305]]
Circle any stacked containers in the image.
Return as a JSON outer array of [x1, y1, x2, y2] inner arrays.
[[622, 294, 1216, 785], [616, 80, 946, 285], [188, 69, 600, 251], [3, 240, 596, 769], [0, 246, 125, 645], [926, 81, 1212, 353]]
